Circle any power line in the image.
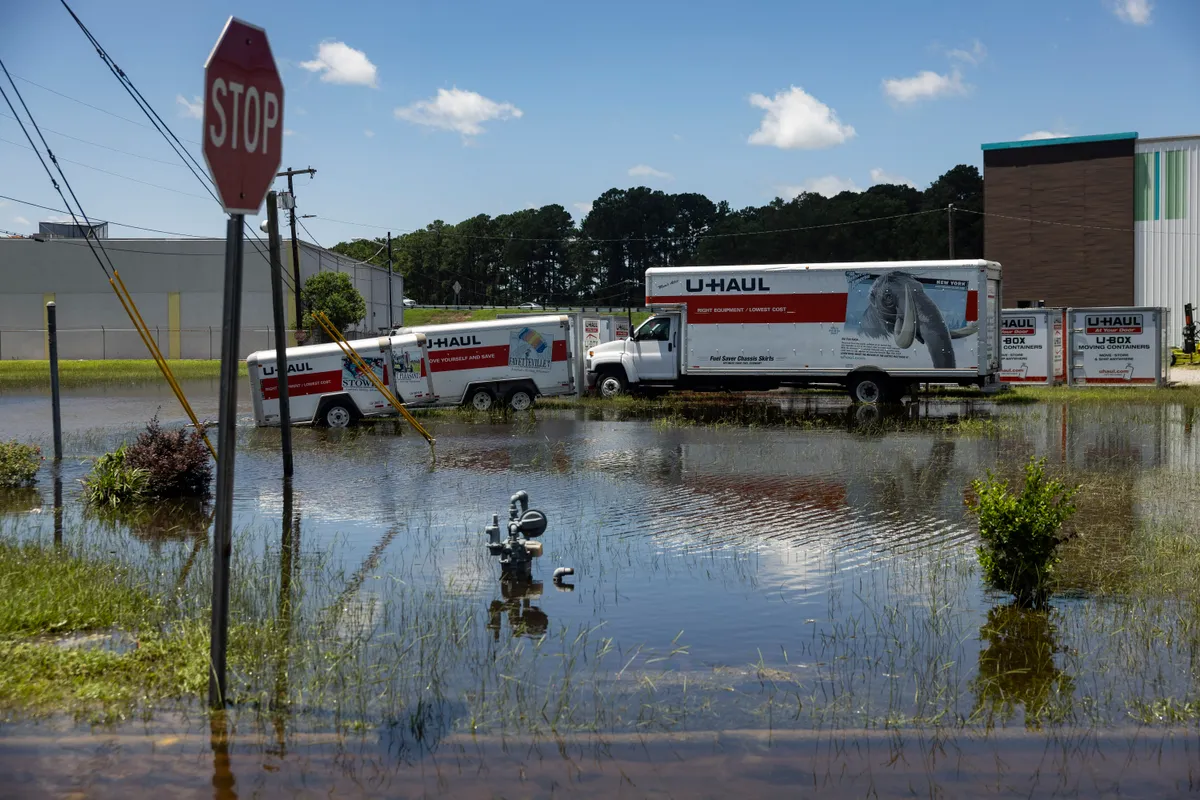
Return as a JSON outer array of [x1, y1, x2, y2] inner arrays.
[[0, 111, 190, 168], [7, 72, 202, 145], [309, 208, 947, 244], [0, 136, 213, 200], [0, 194, 209, 237], [957, 207, 1200, 235]]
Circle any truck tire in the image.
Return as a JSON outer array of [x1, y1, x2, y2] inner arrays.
[[467, 387, 495, 411], [321, 399, 357, 428], [506, 387, 535, 411], [596, 369, 627, 399], [848, 373, 893, 405]]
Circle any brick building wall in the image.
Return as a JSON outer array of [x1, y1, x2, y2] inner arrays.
[[983, 135, 1135, 307]]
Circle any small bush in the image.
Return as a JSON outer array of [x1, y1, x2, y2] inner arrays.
[[967, 456, 1079, 606], [0, 441, 42, 489], [83, 418, 212, 508], [82, 446, 149, 508], [125, 417, 212, 500]]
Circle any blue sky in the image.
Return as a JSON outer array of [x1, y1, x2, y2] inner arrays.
[[2, 0, 1197, 243]]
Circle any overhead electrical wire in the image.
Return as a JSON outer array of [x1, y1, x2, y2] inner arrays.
[[0, 56, 215, 458], [0, 111, 191, 168]]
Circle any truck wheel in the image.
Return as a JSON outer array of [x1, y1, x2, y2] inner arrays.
[[507, 387, 534, 411], [848, 374, 891, 405], [596, 370, 627, 399], [323, 399, 356, 428], [468, 387, 495, 411]]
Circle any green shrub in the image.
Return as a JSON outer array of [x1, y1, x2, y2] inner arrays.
[[82, 446, 149, 508], [967, 457, 1079, 606], [0, 442, 42, 488]]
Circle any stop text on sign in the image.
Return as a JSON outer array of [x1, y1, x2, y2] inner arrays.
[[208, 80, 279, 155]]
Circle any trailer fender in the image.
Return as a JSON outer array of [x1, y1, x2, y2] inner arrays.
[[313, 393, 362, 428]]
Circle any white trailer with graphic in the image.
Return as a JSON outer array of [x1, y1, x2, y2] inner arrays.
[[1000, 308, 1067, 385], [393, 315, 575, 410], [247, 333, 435, 428], [1067, 306, 1171, 387], [584, 260, 1003, 403]]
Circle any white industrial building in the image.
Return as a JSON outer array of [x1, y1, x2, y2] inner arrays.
[[0, 233, 403, 360]]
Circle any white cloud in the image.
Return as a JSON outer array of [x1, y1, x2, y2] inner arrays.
[[394, 87, 523, 138], [947, 40, 987, 65], [1111, 0, 1152, 25], [628, 164, 673, 181], [13, 215, 30, 226], [299, 41, 379, 87], [747, 86, 855, 150], [869, 168, 917, 188], [882, 69, 967, 104], [672, 133, 683, 141], [175, 94, 202, 119], [283, 129, 295, 137], [364, 129, 375, 138], [573, 202, 593, 217], [1019, 130, 1070, 141], [780, 176, 860, 199]]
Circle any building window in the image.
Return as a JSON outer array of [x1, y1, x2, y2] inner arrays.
[[1135, 152, 1157, 222], [1165, 150, 1188, 221]]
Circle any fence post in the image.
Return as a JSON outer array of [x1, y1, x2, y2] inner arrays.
[[47, 302, 63, 461], [101, 326, 106, 359], [209, 327, 214, 360]]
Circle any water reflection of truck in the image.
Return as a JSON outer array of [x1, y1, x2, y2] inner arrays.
[[585, 260, 1003, 403]]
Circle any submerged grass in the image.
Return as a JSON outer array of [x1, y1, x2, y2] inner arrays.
[[0, 359, 246, 388]]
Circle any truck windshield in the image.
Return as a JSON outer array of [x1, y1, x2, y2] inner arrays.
[[633, 317, 671, 342]]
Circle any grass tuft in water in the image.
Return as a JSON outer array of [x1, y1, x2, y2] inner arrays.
[[0, 441, 42, 488]]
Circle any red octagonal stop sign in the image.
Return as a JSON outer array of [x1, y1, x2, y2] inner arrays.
[[203, 17, 284, 215]]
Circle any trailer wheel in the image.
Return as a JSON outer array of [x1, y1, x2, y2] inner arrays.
[[507, 387, 534, 411], [467, 387, 495, 411], [596, 370, 627, 399], [848, 374, 891, 405], [322, 400, 356, 428]]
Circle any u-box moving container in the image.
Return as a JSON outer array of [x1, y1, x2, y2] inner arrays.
[[999, 308, 1067, 385], [1067, 306, 1171, 386]]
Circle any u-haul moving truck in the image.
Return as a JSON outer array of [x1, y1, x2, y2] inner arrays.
[[585, 260, 1002, 403], [393, 315, 575, 410], [246, 333, 435, 428]]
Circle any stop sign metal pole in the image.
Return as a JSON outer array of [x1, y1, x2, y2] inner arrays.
[[202, 16, 284, 709]]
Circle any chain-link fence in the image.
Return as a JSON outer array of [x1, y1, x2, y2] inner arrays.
[[0, 328, 320, 361]]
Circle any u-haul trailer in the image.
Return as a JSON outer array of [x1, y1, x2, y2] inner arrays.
[[1067, 306, 1171, 387], [246, 333, 435, 428], [584, 260, 1003, 403], [392, 315, 575, 410], [1000, 308, 1067, 385]]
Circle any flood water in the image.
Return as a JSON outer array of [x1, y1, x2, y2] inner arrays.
[[3, 382, 1200, 797]]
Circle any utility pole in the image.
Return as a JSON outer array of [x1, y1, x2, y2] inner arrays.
[[266, 191, 293, 477], [276, 166, 317, 330], [387, 231, 394, 331], [947, 204, 955, 260]]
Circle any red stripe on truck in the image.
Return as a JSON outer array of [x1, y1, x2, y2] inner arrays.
[[648, 293, 849, 324], [552, 339, 567, 362], [649, 289, 980, 325], [261, 370, 342, 400]]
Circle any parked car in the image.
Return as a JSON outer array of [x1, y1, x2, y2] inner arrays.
[[402, 297, 418, 308], [517, 302, 543, 310]]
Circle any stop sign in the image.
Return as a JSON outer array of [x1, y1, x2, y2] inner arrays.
[[202, 17, 284, 215]]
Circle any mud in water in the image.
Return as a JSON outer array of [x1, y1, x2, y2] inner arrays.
[[3, 384, 1200, 796]]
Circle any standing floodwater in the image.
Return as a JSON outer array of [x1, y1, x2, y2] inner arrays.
[[2, 385, 1200, 797]]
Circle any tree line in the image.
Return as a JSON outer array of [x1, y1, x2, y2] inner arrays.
[[330, 164, 983, 307]]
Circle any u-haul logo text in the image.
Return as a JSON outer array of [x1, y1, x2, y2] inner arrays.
[[1085, 314, 1142, 335], [429, 335, 483, 349], [684, 277, 771, 293], [1002, 317, 1037, 335], [261, 361, 313, 377]]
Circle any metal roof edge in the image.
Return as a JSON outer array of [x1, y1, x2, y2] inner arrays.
[[1136, 134, 1200, 145], [981, 132, 1138, 151]]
